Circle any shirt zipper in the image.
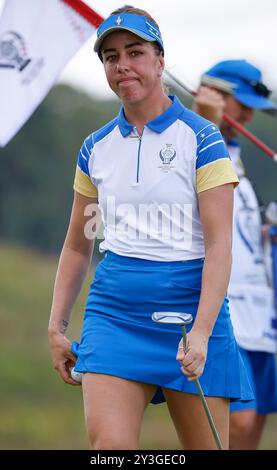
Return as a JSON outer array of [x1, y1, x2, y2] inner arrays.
[[134, 127, 144, 184], [136, 133, 143, 183]]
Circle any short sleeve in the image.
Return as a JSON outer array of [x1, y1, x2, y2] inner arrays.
[[73, 135, 98, 198], [195, 123, 239, 193]]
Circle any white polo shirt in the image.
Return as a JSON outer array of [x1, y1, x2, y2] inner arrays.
[[74, 96, 238, 261], [229, 141, 268, 286]]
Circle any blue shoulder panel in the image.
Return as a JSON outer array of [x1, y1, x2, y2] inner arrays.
[[178, 108, 230, 169], [76, 117, 119, 177]]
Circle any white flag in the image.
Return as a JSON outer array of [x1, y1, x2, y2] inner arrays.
[[0, 0, 101, 147]]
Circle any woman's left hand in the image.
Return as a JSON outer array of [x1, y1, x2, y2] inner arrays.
[[176, 329, 209, 381]]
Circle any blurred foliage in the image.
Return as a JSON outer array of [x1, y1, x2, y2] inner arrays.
[[2, 84, 275, 254], [0, 85, 120, 253], [0, 244, 276, 450]]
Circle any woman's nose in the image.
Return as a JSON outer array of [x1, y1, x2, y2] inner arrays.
[[115, 61, 130, 73]]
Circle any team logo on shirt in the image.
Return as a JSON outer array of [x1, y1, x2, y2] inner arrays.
[[159, 144, 176, 173]]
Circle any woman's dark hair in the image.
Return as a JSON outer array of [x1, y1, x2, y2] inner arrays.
[[111, 5, 159, 27], [110, 5, 163, 56]]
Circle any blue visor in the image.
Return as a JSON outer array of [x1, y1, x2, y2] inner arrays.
[[201, 60, 277, 116], [94, 13, 164, 60]]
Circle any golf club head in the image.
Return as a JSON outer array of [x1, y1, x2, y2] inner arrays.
[[152, 311, 193, 326]]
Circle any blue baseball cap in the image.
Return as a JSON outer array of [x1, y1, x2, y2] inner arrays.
[[94, 13, 164, 61], [201, 60, 277, 116]]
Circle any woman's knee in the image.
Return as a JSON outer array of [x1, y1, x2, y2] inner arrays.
[[88, 429, 138, 450], [230, 409, 256, 435]]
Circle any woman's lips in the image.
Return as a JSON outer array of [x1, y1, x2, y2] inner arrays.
[[118, 78, 137, 85]]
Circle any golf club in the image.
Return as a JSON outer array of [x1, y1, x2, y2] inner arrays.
[[164, 69, 277, 162], [152, 311, 223, 450]]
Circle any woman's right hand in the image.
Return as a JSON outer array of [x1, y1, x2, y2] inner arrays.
[[48, 331, 80, 385], [176, 328, 209, 381]]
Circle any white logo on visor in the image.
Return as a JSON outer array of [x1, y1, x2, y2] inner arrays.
[[115, 16, 123, 26]]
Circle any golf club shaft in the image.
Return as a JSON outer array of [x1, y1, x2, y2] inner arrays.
[[181, 325, 223, 450], [165, 70, 277, 162], [194, 378, 223, 450]]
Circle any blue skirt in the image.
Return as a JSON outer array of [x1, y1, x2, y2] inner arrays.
[[72, 250, 254, 405], [230, 347, 277, 414]]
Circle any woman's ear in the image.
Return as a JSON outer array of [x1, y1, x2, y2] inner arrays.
[[157, 55, 165, 77]]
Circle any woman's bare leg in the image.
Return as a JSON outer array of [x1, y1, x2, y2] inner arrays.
[[162, 388, 229, 450], [82, 373, 157, 450], [230, 410, 266, 449]]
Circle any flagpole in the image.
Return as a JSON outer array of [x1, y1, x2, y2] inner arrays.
[[62, 0, 103, 26]]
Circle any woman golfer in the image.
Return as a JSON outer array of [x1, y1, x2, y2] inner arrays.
[[48, 5, 253, 450]]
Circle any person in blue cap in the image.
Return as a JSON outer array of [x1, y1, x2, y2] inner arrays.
[[195, 59, 277, 449], [48, 8, 254, 450]]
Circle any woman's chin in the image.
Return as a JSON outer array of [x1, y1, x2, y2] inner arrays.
[[120, 92, 144, 105]]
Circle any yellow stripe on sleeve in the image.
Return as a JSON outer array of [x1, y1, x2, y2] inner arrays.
[[73, 166, 98, 198], [196, 158, 239, 193]]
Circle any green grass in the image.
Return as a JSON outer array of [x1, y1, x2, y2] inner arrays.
[[0, 243, 276, 449]]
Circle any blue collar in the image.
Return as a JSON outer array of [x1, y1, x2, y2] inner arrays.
[[118, 95, 184, 137]]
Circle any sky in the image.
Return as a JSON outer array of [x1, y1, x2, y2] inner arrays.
[[1, 0, 277, 99], [59, 0, 277, 99]]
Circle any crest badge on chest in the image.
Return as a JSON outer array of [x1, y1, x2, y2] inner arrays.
[[158, 144, 176, 173]]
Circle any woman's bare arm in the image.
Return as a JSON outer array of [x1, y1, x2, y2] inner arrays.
[[177, 183, 234, 380], [48, 191, 100, 383]]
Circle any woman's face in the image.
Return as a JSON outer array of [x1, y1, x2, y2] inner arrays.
[[101, 30, 164, 105]]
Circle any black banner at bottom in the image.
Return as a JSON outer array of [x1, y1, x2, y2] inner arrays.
[[0, 450, 276, 466]]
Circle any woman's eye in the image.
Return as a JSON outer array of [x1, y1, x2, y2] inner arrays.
[[131, 51, 142, 57], [106, 55, 116, 62]]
